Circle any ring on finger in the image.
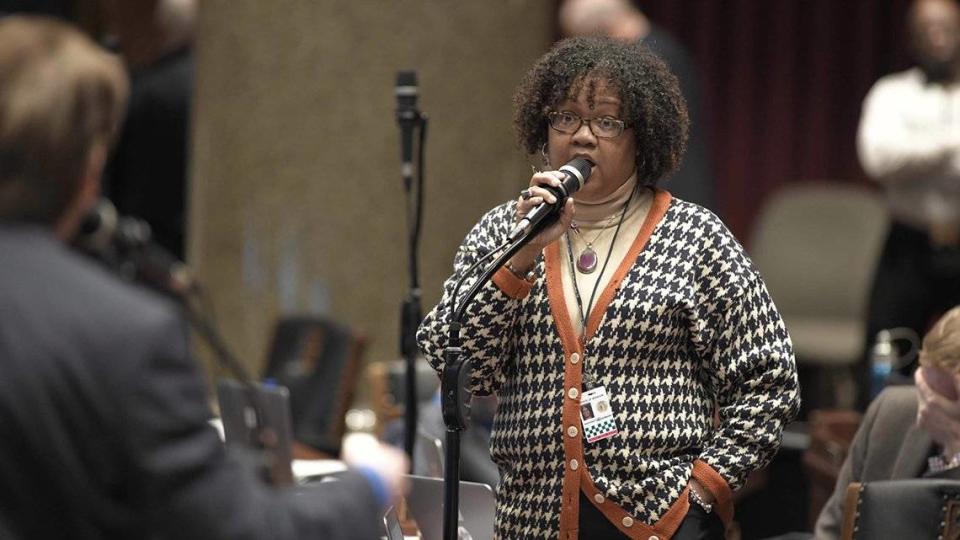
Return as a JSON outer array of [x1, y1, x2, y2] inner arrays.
[[520, 188, 533, 200]]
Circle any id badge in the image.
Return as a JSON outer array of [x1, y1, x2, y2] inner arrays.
[[579, 385, 619, 443]]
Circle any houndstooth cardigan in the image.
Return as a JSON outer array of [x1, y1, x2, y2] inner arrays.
[[417, 191, 800, 540]]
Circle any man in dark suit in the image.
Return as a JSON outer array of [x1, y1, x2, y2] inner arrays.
[[814, 307, 960, 539], [0, 15, 403, 540]]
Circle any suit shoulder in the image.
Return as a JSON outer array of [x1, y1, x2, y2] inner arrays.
[[875, 385, 917, 404], [0, 230, 180, 338], [61, 250, 175, 326], [865, 386, 918, 435]]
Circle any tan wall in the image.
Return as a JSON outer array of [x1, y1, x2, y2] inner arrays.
[[189, 1, 554, 383]]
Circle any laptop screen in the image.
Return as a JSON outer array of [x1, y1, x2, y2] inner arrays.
[[383, 506, 404, 540], [216, 378, 295, 486], [403, 474, 495, 540]]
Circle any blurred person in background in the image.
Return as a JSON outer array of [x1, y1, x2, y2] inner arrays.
[[859, 0, 960, 404], [0, 15, 404, 540], [559, 0, 716, 213], [100, 0, 194, 259], [418, 36, 798, 540], [812, 306, 960, 539]]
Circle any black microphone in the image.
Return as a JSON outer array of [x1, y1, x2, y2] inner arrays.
[[122, 230, 195, 295], [395, 70, 419, 180], [75, 199, 194, 295], [507, 157, 594, 241]]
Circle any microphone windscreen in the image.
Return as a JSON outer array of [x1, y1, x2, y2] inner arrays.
[[395, 70, 418, 96], [558, 157, 594, 194], [76, 199, 118, 252], [566, 157, 593, 183]]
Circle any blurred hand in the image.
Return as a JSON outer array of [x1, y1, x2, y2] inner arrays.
[[509, 171, 576, 273], [341, 433, 409, 503], [915, 367, 960, 456], [921, 364, 958, 400]]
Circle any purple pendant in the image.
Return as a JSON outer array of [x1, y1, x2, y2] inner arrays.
[[577, 247, 598, 274]]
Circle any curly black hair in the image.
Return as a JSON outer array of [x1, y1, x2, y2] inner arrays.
[[512, 36, 689, 185]]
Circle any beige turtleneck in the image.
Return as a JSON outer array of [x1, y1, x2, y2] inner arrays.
[[561, 173, 653, 337]]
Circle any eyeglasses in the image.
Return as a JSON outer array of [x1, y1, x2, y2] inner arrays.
[[547, 110, 627, 139]]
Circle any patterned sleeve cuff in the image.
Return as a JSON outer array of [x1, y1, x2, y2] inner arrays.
[[492, 265, 535, 299], [692, 459, 734, 527]]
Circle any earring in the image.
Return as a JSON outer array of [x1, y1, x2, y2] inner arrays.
[[540, 143, 551, 170]]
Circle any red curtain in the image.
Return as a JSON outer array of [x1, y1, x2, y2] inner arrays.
[[640, 0, 913, 241]]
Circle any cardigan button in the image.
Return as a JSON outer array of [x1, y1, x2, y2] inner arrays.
[[569, 459, 579, 470], [621, 516, 634, 527], [568, 387, 579, 399], [570, 352, 580, 364], [648, 536, 659, 540], [567, 426, 579, 437], [593, 493, 605, 504]]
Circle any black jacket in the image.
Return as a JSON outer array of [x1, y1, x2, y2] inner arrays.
[[0, 225, 382, 539]]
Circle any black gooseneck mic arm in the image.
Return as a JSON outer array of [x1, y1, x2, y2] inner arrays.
[[174, 275, 292, 485], [72, 203, 286, 484], [440, 157, 592, 540], [396, 70, 428, 469]]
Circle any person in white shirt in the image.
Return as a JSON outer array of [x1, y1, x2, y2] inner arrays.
[[857, 0, 960, 406]]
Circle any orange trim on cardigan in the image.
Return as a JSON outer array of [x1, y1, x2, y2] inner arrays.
[[545, 240, 580, 352], [582, 189, 672, 341], [580, 471, 691, 539], [544, 189, 692, 539], [692, 459, 735, 527], [545, 239, 585, 536], [491, 265, 535, 299]]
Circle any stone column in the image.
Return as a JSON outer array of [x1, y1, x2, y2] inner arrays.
[[189, 1, 553, 380]]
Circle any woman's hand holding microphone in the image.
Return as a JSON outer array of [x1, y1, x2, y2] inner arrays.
[[508, 171, 576, 276]]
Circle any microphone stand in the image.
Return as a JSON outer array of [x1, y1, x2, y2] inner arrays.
[[399, 96, 428, 468], [440, 228, 540, 540], [179, 290, 253, 386], [438, 157, 590, 539]]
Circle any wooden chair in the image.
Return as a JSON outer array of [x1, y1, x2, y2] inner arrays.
[[840, 479, 960, 539]]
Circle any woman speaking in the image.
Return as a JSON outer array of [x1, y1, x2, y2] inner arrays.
[[418, 37, 799, 540]]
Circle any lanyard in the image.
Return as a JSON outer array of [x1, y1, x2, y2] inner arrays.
[[564, 189, 632, 333]]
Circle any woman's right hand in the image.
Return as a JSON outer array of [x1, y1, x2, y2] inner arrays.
[[508, 171, 576, 275]]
